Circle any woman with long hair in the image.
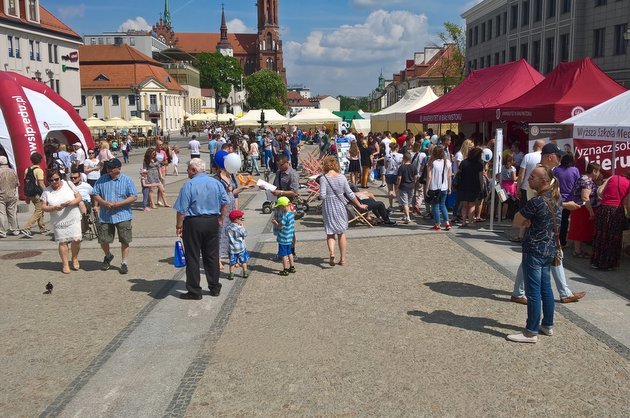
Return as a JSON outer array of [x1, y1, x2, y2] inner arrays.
[[319, 156, 367, 266], [358, 138, 372, 188], [143, 147, 170, 208], [347, 140, 361, 186], [568, 162, 601, 258], [83, 148, 101, 187], [457, 147, 483, 227], [590, 169, 630, 270], [40, 168, 83, 274], [500, 153, 518, 219], [424, 145, 452, 231]]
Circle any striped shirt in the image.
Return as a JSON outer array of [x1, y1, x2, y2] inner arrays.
[[277, 211, 295, 245], [91, 173, 137, 224], [226, 223, 247, 254]]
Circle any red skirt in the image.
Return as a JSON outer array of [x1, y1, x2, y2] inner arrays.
[[568, 206, 595, 242]]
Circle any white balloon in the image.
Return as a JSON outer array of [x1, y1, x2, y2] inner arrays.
[[483, 148, 493, 162], [224, 152, 241, 174]]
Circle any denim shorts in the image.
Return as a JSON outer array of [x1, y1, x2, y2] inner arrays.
[[278, 244, 293, 257], [229, 249, 250, 266], [385, 174, 398, 185]]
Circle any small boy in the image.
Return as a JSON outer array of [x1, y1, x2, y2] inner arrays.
[[226, 210, 250, 279], [271, 196, 296, 276], [140, 169, 152, 211], [396, 152, 416, 224]]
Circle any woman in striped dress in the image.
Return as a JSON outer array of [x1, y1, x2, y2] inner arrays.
[[319, 156, 367, 266]]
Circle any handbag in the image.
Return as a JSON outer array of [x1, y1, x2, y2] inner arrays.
[[543, 198, 563, 266], [174, 239, 186, 268], [425, 159, 446, 204]]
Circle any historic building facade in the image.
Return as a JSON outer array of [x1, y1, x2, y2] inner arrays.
[[462, 0, 630, 85]]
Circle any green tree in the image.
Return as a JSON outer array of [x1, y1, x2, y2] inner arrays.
[[339, 96, 369, 111], [192, 52, 242, 109], [244, 69, 287, 114], [435, 22, 467, 93]]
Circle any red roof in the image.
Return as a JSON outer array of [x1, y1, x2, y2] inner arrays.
[[0, 4, 81, 40], [175, 32, 257, 55], [407, 59, 544, 123], [493, 58, 627, 122]]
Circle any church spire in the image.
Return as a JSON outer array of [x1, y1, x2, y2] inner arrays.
[[216, 3, 233, 57], [163, 0, 171, 27], [220, 3, 228, 41]]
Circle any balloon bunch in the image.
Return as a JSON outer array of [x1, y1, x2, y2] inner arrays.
[[214, 151, 241, 174]]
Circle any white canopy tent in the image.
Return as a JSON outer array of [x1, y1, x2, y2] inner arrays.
[[351, 119, 371, 135], [371, 86, 438, 133], [289, 108, 342, 127], [235, 109, 288, 128], [563, 90, 630, 174], [217, 113, 236, 123]]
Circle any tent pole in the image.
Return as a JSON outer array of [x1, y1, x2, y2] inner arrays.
[[612, 139, 617, 174]]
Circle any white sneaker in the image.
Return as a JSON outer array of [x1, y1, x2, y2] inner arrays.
[[507, 333, 538, 343], [539, 326, 554, 336], [11, 230, 21, 236], [0, 231, 6, 238]]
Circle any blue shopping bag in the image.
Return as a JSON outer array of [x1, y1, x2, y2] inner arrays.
[[174, 240, 186, 268]]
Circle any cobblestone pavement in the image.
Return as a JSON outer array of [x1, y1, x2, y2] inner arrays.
[[0, 140, 628, 416]]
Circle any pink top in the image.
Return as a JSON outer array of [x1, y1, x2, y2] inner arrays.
[[600, 175, 630, 207]]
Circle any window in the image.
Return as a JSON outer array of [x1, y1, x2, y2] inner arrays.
[[468, 29, 473, 47], [481, 23, 486, 42], [130, 37, 135, 46], [595, 0, 607, 5], [112, 95, 119, 106], [560, 33, 570, 61], [510, 46, 517, 61], [90, 38, 96, 45], [55, 79, 60, 94], [487, 54, 491, 67], [29, 40, 34, 60], [35, 41, 40, 61], [614, 24, 628, 55], [545, 37, 555, 73], [561, 0, 572, 13], [14, 37, 21, 58], [593, 28, 605, 57], [511, 5, 519, 29], [534, 0, 542, 21], [48, 43, 52, 62], [53, 45, 58, 63], [496, 15, 501, 37], [95, 95, 103, 106], [532, 40, 541, 70], [521, 42, 528, 60], [547, 0, 556, 18], [488, 20, 493, 40], [27, 0, 38, 22], [474, 26, 479, 45], [503, 12, 508, 33], [495, 52, 500, 65], [480, 56, 485, 68], [522, 1, 530, 25], [7, 36, 14, 57], [81, 95, 86, 107], [128, 95, 136, 106], [98, 38, 104, 45], [473, 59, 477, 69], [7, 0, 18, 16], [502, 50, 506, 63]]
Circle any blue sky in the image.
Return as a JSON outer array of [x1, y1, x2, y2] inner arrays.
[[45, 0, 482, 96]]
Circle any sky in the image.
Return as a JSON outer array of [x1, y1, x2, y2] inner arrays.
[[44, 0, 483, 96]]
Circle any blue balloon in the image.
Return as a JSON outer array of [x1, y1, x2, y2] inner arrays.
[[214, 150, 228, 169]]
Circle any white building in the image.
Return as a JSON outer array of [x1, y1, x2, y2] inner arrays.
[[0, 0, 84, 107], [316, 95, 341, 112]]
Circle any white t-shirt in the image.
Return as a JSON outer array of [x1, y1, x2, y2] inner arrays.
[[380, 138, 391, 154], [74, 181, 93, 201], [428, 159, 451, 191], [188, 139, 201, 155], [454, 151, 464, 173], [346, 133, 356, 143], [84, 158, 101, 181], [384, 152, 403, 175], [519, 151, 541, 190]]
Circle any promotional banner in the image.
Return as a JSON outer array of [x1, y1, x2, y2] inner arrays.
[[335, 135, 350, 174], [573, 139, 630, 175]]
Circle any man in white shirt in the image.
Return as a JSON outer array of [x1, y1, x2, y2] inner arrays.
[[345, 129, 356, 143], [73, 143, 86, 166], [516, 140, 544, 205], [188, 135, 201, 159]]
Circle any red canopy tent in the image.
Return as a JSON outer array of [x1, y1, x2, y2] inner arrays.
[[407, 59, 544, 124], [492, 58, 627, 123]]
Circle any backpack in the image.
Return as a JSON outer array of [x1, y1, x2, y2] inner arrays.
[[24, 166, 42, 197]]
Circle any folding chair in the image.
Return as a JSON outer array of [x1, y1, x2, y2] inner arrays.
[[346, 200, 373, 228]]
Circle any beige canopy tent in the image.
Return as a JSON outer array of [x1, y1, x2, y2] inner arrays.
[[217, 113, 236, 123], [128, 116, 154, 128], [83, 116, 108, 130], [371, 86, 438, 133], [351, 118, 371, 135], [104, 117, 132, 129], [235, 109, 288, 128], [187, 113, 214, 122], [289, 108, 342, 128]]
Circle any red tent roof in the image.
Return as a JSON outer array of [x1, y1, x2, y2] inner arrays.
[[407, 59, 544, 124], [492, 58, 627, 123]]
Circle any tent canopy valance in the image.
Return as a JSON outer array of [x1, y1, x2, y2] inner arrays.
[[235, 109, 288, 127], [493, 58, 627, 123], [289, 109, 342, 126], [407, 60, 544, 124]]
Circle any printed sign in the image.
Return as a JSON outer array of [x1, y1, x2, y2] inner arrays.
[[573, 139, 630, 175]]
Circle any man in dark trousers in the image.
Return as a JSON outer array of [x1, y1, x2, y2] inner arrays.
[[174, 158, 228, 300]]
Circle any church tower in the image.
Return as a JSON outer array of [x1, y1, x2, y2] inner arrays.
[[216, 4, 234, 57], [256, 0, 286, 83], [152, 0, 177, 47]]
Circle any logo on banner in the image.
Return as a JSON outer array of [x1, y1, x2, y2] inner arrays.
[[496, 109, 501, 120], [530, 125, 540, 136], [571, 106, 585, 117]]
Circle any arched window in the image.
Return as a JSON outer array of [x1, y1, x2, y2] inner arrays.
[[267, 33, 273, 51]]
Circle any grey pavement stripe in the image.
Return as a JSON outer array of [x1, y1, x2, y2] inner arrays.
[[162, 240, 266, 418], [39, 269, 185, 418], [445, 233, 630, 361]]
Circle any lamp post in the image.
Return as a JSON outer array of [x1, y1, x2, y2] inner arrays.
[[131, 84, 142, 119]]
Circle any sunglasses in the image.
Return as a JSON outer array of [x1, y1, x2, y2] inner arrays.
[[71, 176, 80, 179], [50, 177, 61, 182]]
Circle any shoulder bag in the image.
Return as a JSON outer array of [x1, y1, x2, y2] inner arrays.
[[425, 160, 446, 204]]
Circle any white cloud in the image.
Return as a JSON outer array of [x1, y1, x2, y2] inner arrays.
[[352, 0, 405, 8], [227, 18, 253, 33], [57, 4, 86, 19], [118, 17, 152, 32], [284, 10, 431, 96]]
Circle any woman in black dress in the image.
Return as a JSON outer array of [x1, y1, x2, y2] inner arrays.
[[359, 137, 373, 188], [457, 147, 483, 227]]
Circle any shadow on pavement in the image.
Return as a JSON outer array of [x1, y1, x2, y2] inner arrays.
[[407, 309, 521, 338], [425, 281, 511, 302], [158, 256, 175, 265], [16, 259, 104, 272], [128, 278, 181, 299], [247, 251, 328, 272]]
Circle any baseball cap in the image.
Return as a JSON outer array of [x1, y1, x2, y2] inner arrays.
[[0, 156, 8, 165], [229, 210, 245, 221], [106, 158, 122, 169], [274, 196, 291, 207], [541, 143, 565, 156]]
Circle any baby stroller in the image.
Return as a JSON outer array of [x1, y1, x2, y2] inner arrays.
[[262, 189, 308, 219]]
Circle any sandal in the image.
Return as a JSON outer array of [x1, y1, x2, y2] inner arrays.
[[338, 259, 346, 266], [329, 256, 335, 266]]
